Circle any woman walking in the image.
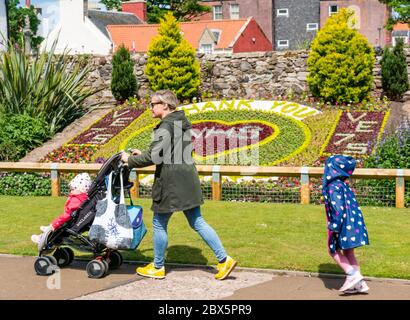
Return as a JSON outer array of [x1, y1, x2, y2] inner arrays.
[[121, 89, 237, 280]]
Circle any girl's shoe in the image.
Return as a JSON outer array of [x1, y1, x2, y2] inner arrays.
[[344, 280, 369, 294], [339, 271, 363, 292]]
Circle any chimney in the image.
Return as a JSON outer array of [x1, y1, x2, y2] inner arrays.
[[122, 0, 147, 22]]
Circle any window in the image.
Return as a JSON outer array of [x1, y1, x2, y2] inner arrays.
[[277, 40, 289, 48], [393, 36, 409, 46], [329, 5, 338, 16], [211, 29, 221, 43], [306, 23, 319, 31], [277, 9, 289, 17], [200, 44, 214, 54], [230, 4, 240, 19], [213, 5, 223, 20]]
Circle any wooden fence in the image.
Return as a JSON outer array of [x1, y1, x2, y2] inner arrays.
[[0, 163, 409, 208]]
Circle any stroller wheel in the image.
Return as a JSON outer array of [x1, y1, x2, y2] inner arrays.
[[53, 247, 71, 267], [107, 251, 123, 270], [102, 260, 109, 276], [62, 247, 74, 266], [34, 257, 56, 276], [86, 259, 107, 279], [44, 255, 58, 266]]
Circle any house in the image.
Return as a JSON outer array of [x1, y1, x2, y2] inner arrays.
[[320, 0, 390, 47], [200, 0, 400, 52], [107, 17, 273, 54], [274, 0, 320, 51], [200, 0, 274, 43], [200, 0, 320, 51], [41, 0, 145, 55], [392, 23, 410, 46]]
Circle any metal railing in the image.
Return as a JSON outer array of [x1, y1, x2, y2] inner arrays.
[[0, 163, 409, 208]]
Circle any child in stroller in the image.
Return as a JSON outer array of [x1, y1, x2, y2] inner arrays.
[[34, 153, 137, 279], [31, 173, 92, 244]]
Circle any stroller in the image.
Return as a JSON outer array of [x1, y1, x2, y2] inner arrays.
[[34, 153, 137, 279]]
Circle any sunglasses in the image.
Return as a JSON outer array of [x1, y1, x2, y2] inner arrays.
[[150, 101, 163, 108]]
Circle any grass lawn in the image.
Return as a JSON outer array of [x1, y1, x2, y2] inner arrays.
[[0, 196, 409, 279]]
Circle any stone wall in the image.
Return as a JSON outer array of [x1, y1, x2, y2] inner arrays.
[[85, 48, 410, 105]]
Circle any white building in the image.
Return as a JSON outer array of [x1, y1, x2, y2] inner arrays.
[[0, 0, 8, 51], [41, 0, 143, 55]]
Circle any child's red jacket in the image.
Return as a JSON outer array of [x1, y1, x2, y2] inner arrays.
[[51, 193, 88, 230]]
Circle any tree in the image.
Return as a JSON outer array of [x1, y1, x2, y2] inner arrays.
[[147, 0, 211, 23], [99, 0, 121, 11], [381, 38, 409, 100], [7, 0, 43, 49], [111, 45, 138, 102], [307, 8, 375, 103], [145, 12, 201, 101], [378, 0, 410, 30], [99, 0, 210, 23]]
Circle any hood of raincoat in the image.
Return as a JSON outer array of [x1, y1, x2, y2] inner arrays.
[[322, 154, 356, 189]]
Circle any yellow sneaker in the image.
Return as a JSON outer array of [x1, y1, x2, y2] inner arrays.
[[215, 256, 237, 280], [136, 263, 165, 279]]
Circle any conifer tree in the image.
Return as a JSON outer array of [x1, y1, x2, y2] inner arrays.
[[111, 45, 138, 102], [381, 38, 409, 101], [307, 8, 375, 103], [145, 12, 201, 101]]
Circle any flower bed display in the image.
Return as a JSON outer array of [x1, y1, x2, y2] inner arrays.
[[42, 107, 145, 163], [43, 100, 390, 167], [42, 145, 99, 163], [192, 120, 277, 158], [323, 111, 389, 157], [122, 109, 311, 166], [69, 108, 143, 145]]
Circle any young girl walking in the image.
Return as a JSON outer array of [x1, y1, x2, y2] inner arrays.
[[322, 155, 370, 293]]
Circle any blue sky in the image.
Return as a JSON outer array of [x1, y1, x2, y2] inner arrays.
[[18, 1, 106, 17]]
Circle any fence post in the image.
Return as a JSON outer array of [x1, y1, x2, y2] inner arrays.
[[51, 163, 60, 197], [396, 169, 405, 209], [212, 165, 221, 201], [300, 166, 310, 205], [129, 169, 139, 199]]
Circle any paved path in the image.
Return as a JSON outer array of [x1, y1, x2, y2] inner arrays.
[[1, 255, 409, 300], [224, 274, 410, 300], [0, 255, 138, 300]]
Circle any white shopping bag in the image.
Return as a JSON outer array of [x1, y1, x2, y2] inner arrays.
[[89, 171, 133, 249]]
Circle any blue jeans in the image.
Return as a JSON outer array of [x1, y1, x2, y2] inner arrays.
[[152, 206, 227, 268]]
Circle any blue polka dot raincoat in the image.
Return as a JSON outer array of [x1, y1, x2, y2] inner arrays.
[[322, 155, 369, 254]]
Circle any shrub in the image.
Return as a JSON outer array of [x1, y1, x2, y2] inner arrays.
[[111, 45, 138, 102], [0, 114, 51, 161], [365, 119, 410, 169], [381, 38, 409, 101], [145, 12, 201, 101], [0, 39, 97, 135], [361, 119, 410, 207], [0, 173, 51, 196], [307, 8, 375, 103]]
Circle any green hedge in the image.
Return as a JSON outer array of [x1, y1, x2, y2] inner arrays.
[[0, 173, 51, 196], [0, 114, 50, 161]]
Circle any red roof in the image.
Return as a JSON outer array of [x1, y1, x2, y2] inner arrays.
[[107, 19, 251, 52], [393, 23, 410, 31]]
